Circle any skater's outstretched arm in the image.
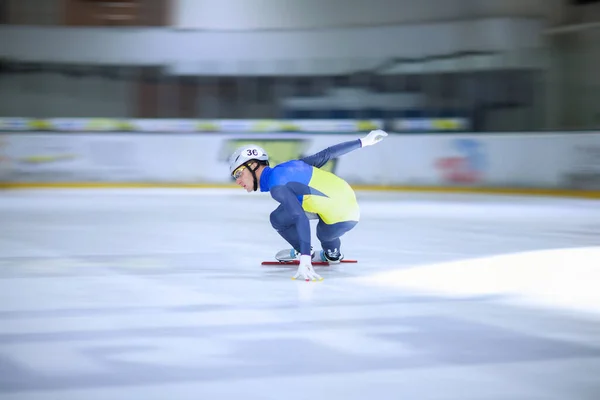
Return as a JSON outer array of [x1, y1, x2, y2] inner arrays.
[[300, 130, 388, 168], [300, 139, 361, 168], [270, 185, 312, 256]]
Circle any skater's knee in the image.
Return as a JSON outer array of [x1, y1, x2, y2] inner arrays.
[[269, 210, 280, 229], [270, 208, 292, 230]]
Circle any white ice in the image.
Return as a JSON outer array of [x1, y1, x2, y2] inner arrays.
[[1, 188, 600, 400]]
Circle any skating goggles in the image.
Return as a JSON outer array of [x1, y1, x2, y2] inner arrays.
[[232, 165, 246, 179]]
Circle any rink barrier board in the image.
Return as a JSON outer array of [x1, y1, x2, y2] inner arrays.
[[1, 131, 599, 198], [1, 182, 599, 199]]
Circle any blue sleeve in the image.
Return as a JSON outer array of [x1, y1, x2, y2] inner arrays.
[[300, 139, 362, 168], [270, 184, 312, 255]]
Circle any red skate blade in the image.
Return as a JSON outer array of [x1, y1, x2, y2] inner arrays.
[[261, 260, 357, 266]]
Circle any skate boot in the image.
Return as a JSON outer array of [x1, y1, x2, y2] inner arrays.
[[319, 248, 344, 264], [275, 247, 318, 262]]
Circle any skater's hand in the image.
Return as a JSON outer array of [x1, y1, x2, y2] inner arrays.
[[292, 255, 323, 282], [360, 129, 388, 147]]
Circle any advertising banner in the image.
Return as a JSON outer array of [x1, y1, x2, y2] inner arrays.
[[0, 118, 383, 134], [2, 134, 140, 182], [391, 118, 469, 132]]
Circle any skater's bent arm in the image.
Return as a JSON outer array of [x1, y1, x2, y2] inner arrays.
[[300, 139, 362, 168], [270, 185, 312, 255]]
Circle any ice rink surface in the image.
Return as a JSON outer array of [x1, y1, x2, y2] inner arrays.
[[1, 188, 600, 400]]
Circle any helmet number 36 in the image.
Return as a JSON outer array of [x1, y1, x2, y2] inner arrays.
[[246, 149, 259, 157]]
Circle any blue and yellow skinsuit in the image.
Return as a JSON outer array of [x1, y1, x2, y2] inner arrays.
[[259, 139, 362, 256]]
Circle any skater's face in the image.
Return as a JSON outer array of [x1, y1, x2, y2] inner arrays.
[[234, 165, 254, 192]]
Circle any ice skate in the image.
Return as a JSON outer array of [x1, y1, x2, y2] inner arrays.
[[275, 247, 319, 262], [262, 248, 356, 266], [320, 248, 344, 264]]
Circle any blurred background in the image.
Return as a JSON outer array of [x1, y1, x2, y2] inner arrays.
[[0, 0, 598, 133]]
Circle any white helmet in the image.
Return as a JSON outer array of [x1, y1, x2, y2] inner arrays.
[[228, 144, 269, 191]]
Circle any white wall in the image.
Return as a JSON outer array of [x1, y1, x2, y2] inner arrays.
[[0, 73, 134, 118], [0, 18, 545, 75], [173, 0, 546, 30]]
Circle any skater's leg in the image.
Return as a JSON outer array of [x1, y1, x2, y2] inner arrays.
[[316, 219, 357, 262], [270, 204, 301, 251]]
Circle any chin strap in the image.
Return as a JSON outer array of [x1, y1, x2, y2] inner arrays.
[[250, 169, 259, 191], [244, 160, 269, 192], [245, 162, 260, 192]]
